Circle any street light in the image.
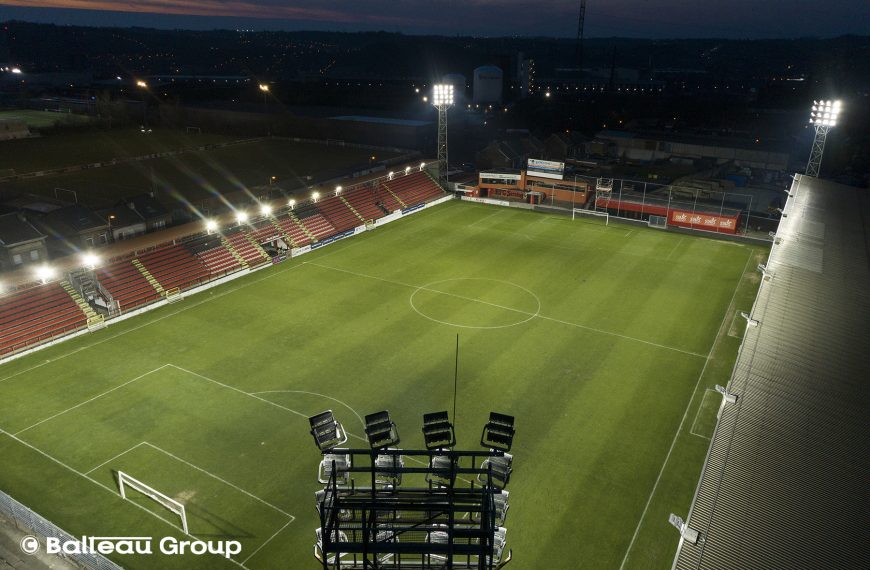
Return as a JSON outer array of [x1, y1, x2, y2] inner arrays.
[[135, 80, 148, 127], [806, 99, 841, 177], [432, 84, 454, 188], [259, 83, 269, 113]]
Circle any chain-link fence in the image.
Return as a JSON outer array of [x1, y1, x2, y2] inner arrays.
[[0, 489, 123, 570]]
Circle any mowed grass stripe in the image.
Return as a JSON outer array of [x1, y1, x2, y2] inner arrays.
[[0, 200, 762, 569]]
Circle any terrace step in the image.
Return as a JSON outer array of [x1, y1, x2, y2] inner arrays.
[[132, 259, 164, 294], [245, 233, 271, 261], [60, 280, 97, 320], [339, 196, 367, 223], [270, 218, 297, 247], [289, 211, 318, 243], [221, 237, 250, 269], [384, 184, 407, 208]]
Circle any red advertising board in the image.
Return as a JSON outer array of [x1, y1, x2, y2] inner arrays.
[[668, 210, 738, 233]]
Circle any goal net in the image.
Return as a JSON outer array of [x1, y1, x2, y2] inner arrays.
[[572, 208, 609, 226], [117, 471, 188, 534], [164, 287, 183, 303], [648, 215, 668, 229]]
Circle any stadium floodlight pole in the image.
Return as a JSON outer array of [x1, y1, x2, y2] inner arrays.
[[432, 84, 454, 188], [135, 79, 148, 127], [806, 99, 841, 177]]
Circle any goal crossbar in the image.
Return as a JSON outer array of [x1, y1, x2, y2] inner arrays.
[[572, 208, 609, 225], [117, 471, 188, 534]]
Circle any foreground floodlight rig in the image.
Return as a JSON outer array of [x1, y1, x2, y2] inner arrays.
[[806, 99, 841, 177], [308, 410, 515, 569]]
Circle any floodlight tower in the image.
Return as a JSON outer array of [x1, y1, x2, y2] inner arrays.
[[432, 84, 454, 188], [806, 99, 841, 177]]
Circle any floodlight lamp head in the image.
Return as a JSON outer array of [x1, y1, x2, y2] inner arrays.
[[260, 204, 272, 216], [481, 412, 515, 452], [35, 265, 55, 284], [82, 253, 99, 270], [205, 219, 218, 232], [809, 99, 841, 126], [432, 83, 454, 106], [422, 411, 456, 450], [288, 199, 296, 208], [364, 410, 400, 449], [308, 410, 348, 452], [236, 211, 248, 224]]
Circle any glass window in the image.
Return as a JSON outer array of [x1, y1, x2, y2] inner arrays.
[[12, 254, 22, 265], [30, 250, 39, 261]]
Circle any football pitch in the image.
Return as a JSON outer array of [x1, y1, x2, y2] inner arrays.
[[0, 201, 766, 569]]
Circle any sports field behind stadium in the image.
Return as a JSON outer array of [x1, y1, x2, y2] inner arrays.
[[0, 201, 766, 569]]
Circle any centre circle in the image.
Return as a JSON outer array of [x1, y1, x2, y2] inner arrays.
[[409, 278, 541, 329]]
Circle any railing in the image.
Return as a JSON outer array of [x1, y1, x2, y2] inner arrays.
[[0, 489, 123, 570]]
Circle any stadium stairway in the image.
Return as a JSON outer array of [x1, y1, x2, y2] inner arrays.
[[221, 236, 250, 269], [339, 196, 367, 224], [343, 186, 385, 221], [60, 280, 98, 321], [0, 282, 88, 355], [288, 211, 318, 243], [244, 233, 271, 262], [317, 196, 360, 232], [269, 217, 297, 247], [225, 230, 269, 268], [277, 216, 311, 247], [382, 183, 407, 209], [298, 212, 336, 240], [137, 244, 211, 295], [95, 259, 161, 311], [132, 259, 164, 295]]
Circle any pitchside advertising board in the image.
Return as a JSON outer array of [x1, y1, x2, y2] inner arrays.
[[527, 158, 565, 180]]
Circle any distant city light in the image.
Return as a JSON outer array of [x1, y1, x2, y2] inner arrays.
[[136, 80, 147, 88], [259, 83, 269, 92], [11, 67, 22, 74], [236, 211, 248, 224]]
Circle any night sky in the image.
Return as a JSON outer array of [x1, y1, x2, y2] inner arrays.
[[0, 1, 868, 38]]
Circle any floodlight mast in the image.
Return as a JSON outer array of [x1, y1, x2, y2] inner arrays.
[[432, 84, 454, 189], [806, 99, 841, 177]]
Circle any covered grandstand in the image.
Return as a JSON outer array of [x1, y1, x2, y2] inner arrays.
[[673, 174, 870, 569]]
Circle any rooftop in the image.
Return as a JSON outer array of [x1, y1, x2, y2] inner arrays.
[[0, 213, 45, 246], [674, 174, 870, 570]]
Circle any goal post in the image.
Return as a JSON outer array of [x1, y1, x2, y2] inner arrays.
[[117, 471, 189, 534], [572, 208, 609, 226], [164, 287, 183, 303]]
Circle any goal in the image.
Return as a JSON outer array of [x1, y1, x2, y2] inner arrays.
[[185, 126, 202, 134], [117, 471, 188, 534], [572, 208, 609, 225], [164, 287, 183, 303], [648, 215, 668, 229]]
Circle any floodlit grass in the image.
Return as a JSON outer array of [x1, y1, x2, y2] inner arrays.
[[0, 201, 765, 569], [0, 129, 399, 207], [0, 109, 93, 130]]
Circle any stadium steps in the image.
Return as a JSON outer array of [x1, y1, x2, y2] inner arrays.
[[289, 211, 318, 243], [221, 237, 250, 269], [269, 217, 297, 247], [384, 184, 407, 208], [132, 259, 164, 295], [60, 280, 97, 320], [244, 233, 271, 261], [339, 196, 367, 223]]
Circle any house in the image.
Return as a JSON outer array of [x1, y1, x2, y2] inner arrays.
[[37, 205, 110, 257], [125, 194, 172, 232], [476, 136, 545, 171], [544, 131, 588, 161], [98, 204, 146, 242], [0, 212, 48, 272]]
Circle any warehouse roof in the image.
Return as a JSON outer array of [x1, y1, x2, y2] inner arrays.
[[673, 174, 870, 569]]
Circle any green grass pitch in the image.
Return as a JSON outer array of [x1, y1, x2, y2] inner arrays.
[[0, 201, 766, 569]]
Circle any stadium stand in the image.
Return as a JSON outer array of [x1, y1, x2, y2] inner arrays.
[[247, 220, 282, 244], [185, 235, 243, 276], [315, 196, 360, 232], [342, 186, 383, 221], [276, 216, 312, 247], [377, 183, 405, 212], [384, 171, 443, 207], [225, 229, 269, 267], [0, 282, 87, 355], [298, 211, 337, 239], [95, 258, 161, 311], [136, 244, 210, 293]]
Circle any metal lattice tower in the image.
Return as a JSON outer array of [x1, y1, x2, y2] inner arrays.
[[432, 84, 454, 189], [805, 124, 830, 178], [806, 99, 841, 178], [574, 0, 587, 71], [436, 104, 449, 187]]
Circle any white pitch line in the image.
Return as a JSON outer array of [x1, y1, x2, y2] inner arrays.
[[618, 250, 754, 570], [85, 441, 147, 475], [142, 442, 295, 520], [688, 389, 719, 440], [308, 262, 705, 358], [0, 428, 238, 564], [14, 365, 170, 435], [242, 518, 294, 564], [666, 237, 685, 261], [251, 390, 365, 431]]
